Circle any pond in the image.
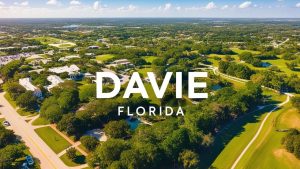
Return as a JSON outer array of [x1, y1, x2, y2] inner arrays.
[[261, 62, 271, 68], [126, 117, 141, 130], [212, 84, 222, 91]]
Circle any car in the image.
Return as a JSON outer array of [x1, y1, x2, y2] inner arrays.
[[26, 155, 34, 166], [2, 121, 10, 127]]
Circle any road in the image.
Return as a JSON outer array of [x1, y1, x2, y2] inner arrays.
[[230, 94, 291, 169], [0, 92, 69, 169]]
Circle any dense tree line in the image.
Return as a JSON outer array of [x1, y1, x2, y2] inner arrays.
[[218, 61, 254, 79], [282, 129, 300, 159]]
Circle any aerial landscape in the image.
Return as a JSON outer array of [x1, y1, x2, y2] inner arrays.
[[0, 1, 300, 169]]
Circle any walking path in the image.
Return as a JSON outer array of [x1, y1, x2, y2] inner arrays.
[[50, 124, 88, 156], [0, 92, 68, 169], [230, 94, 292, 169], [0, 92, 89, 169]]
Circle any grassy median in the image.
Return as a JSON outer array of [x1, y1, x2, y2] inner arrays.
[[35, 126, 71, 154]]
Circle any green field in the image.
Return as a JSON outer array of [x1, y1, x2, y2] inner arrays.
[[95, 54, 115, 62], [34, 37, 66, 44], [144, 56, 158, 63], [32, 117, 50, 126], [231, 48, 261, 55], [35, 127, 71, 154], [60, 150, 86, 167], [212, 93, 300, 169], [137, 67, 153, 78], [132, 83, 160, 105], [210, 105, 276, 169], [235, 103, 300, 169], [4, 93, 17, 108], [0, 118, 5, 124], [17, 109, 37, 116]]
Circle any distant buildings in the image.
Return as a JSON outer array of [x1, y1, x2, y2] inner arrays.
[[19, 78, 43, 98], [88, 46, 100, 49], [0, 53, 32, 66], [58, 55, 80, 62], [46, 75, 64, 91], [49, 64, 81, 80], [107, 59, 134, 68]]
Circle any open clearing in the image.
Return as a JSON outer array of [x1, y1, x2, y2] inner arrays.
[[35, 126, 71, 154], [34, 36, 76, 48], [144, 56, 158, 63], [32, 117, 50, 126], [211, 92, 287, 169], [95, 54, 115, 62], [234, 103, 299, 169]]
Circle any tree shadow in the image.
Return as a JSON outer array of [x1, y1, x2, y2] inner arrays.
[[74, 155, 86, 164]]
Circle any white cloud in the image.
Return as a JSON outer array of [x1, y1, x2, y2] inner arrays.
[[239, 1, 252, 9], [70, 0, 81, 5], [296, 3, 300, 8], [93, 1, 101, 10], [118, 4, 137, 12], [164, 3, 172, 10], [0, 1, 4, 6], [176, 6, 181, 11], [221, 5, 229, 10], [205, 2, 217, 10], [46, 0, 58, 5], [14, 1, 29, 6]]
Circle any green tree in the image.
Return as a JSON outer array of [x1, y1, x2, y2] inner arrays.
[[0, 126, 16, 148], [104, 120, 130, 139], [66, 147, 77, 162], [16, 91, 38, 110], [0, 144, 25, 169], [79, 84, 96, 102], [3, 81, 26, 100], [179, 150, 200, 169], [80, 136, 99, 152], [88, 139, 129, 168]]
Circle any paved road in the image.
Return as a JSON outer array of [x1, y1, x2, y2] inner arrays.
[[230, 94, 291, 169], [0, 92, 69, 169]]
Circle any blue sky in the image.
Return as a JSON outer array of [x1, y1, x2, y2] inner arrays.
[[0, 0, 299, 18]]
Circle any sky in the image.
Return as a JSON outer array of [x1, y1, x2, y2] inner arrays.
[[0, 0, 299, 18]]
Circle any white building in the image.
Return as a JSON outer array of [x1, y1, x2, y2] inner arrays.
[[107, 59, 134, 68], [58, 55, 80, 62], [48, 64, 81, 80], [46, 75, 64, 91], [19, 78, 43, 98], [49, 64, 80, 74]]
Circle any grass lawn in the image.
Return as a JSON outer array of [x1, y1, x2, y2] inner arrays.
[[137, 67, 153, 78], [32, 117, 50, 126], [34, 37, 66, 44], [235, 104, 300, 169], [17, 109, 37, 116], [0, 118, 5, 124], [95, 54, 115, 62], [60, 150, 86, 167], [78, 144, 90, 153], [276, 107, 300, 130], [210, 105, 276, 169], [231, 47, 261, 55], [4, 93, 17, 108], [35, 127, 71, 154], [132, 83, 160, 105], [144, 56, 157, 63]]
